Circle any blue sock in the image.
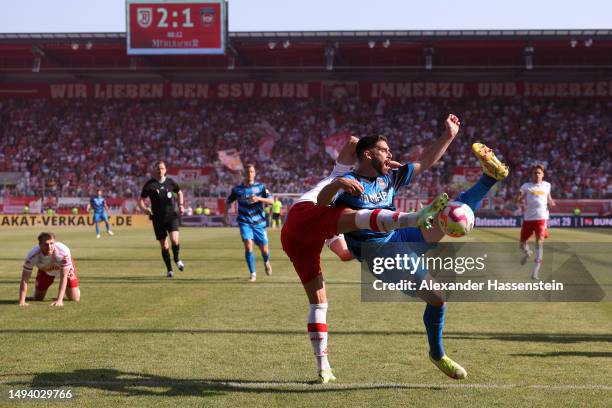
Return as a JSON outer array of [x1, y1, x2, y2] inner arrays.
[[95, 223, 100, 235], [245, 251, 255, 274], [423, 303, 446, 360], [457, 174, 497, 212], [262, 250, 270, 263]]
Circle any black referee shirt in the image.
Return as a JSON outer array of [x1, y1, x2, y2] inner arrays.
[[140, 177, 181, 218]]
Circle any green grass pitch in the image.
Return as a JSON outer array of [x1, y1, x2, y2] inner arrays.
[[0, 227, 610, 407]]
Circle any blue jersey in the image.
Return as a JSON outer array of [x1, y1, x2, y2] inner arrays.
[[227, 182, 270, 225], [333, 163, 414, 247], [90, 196, 106, 215]]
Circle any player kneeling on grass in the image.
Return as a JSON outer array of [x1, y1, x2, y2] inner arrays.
[[19, 232, 80, 307]]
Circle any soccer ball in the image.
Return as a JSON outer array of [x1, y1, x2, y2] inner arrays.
[[438, 201, 475, 237]]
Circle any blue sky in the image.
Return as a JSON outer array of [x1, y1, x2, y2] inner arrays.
[[0, 0, 609, 33]]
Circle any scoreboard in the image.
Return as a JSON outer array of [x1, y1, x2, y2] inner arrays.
[[126, 0, 227, 55]]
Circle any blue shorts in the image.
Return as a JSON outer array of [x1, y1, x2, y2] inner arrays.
[[93, 213, 109, 223], [239, 222, 268, 245]]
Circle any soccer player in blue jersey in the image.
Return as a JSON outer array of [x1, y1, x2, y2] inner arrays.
[[319, 115, 509, 380], [86, 189, 114, 239], [224, 164, 274, 282]]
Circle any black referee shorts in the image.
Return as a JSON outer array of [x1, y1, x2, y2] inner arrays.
[[151, 214, 180, 240]]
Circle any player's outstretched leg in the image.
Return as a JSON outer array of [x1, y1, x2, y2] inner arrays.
[[351, 193, 448, 233], [455, 143, 510, 213], [423, 303, 467, 380], [95, 222, 100, 239]]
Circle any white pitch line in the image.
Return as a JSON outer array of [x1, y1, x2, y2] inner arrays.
[[1, 380, 611, 391]]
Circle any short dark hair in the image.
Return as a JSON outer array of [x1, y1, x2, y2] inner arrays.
[[38, 232, 55, 243], [154, 160, 166, 168], [532, 164, 545, 174], [355, 135, 388, 161], [246, 163, 256, 171]]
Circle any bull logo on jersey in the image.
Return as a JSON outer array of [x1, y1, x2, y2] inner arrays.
[[200, 7, 215, 27], [136, 8, 153, 28], [167, 192, 173, 199], [378, 179, 387, 189]]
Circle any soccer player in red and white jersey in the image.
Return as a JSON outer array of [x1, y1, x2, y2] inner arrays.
[[281, 137, 444, 383], [18, 232, 80, 307], [516, 164, 556, 280]]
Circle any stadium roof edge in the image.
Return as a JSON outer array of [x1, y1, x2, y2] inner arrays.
[[0, 29, 611, 41]]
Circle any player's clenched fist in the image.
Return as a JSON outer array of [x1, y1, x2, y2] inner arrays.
[[444, 114, 461, 138]]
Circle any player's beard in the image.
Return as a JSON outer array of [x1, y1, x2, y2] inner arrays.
[[372, 157, 389, 176]]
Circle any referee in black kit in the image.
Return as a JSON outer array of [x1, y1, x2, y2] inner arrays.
[[138, 160, 185, 278]]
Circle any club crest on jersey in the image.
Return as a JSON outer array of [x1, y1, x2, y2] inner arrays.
[[167, 192, 172, 199], [200, 7, 215, 26], [137, 8, 153, 28], [377, 179, 387, 189]]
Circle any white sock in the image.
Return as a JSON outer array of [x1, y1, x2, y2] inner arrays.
[[534, 247, 543, 271], [308, 303, 330, 371], [534, 247, 543, 262], [355, 209, 417, 232]]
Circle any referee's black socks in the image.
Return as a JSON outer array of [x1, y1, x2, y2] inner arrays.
[[171, 245, 180, 263], [161, 248, 172, 271]]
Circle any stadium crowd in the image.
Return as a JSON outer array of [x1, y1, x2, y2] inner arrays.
[[0, 97, 610, 209]]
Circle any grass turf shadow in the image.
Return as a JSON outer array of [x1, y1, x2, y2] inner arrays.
[[6, 369, 461, 396]]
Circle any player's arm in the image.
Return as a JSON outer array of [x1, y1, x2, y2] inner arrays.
[[547, 192, 556, 207], [317, 177, 364, 206], [223, 205, 229, 225], [172, 181, 185, 215], [138, 197, 152, 216], [139, 184, 153, 216], [336, 136, 359, 166], [250, 188, 274, 206], [252, 196, 274, 205], [86, 203, 91, 212], [224, 189, 237, 226], [412, 114, 460, 176], [50, 265, 69, 307], [18, 268, 31, 307], [177, 190, 185, 215]]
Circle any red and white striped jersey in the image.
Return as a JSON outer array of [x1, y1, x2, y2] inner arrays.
[[22, 242, 74, 277]]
